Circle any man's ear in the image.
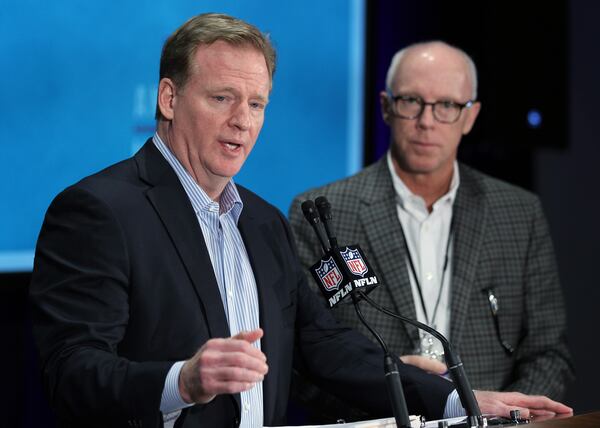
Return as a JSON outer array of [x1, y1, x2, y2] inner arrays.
[[462, 101, 481, 135], [157, 78, 176, 120], [380, 91, 392, 125]]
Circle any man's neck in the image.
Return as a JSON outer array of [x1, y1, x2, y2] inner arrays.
[[156, 126, 225, 202], [394, 165, 454, 212]]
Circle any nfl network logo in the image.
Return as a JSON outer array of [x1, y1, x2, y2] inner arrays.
[[341, 248, 368, 277], [315, 257, 343, 291]]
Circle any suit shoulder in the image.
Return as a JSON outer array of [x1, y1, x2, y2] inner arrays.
[[291, 161, 385, 207], [459, 163, 543, 212], [50, 157, 145, 217], [70, 157, 138, 191], [236, 184, 285, 220]]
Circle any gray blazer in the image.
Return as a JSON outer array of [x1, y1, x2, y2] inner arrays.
[[289, 157, 573, 400]]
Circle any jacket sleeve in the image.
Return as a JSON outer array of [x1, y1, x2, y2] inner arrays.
[[29, 186, 172, 427], [502, 197, 574, 398]]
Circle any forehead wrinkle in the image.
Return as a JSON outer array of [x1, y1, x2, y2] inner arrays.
[[189, 44, 271, 98]]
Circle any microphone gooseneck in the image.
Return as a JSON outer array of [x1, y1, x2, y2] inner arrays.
[[351, 295, 412, 428], [355, 291, 483, 425]]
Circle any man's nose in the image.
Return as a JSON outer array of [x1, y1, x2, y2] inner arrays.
[[417, 104, 435, 128], [229, 102, 251, 131]]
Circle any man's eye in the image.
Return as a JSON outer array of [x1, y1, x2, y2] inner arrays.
[[213, 96, 226, 102], [401, 97, 419, 105], [250, 102, 265, 110], [438, 101, 456, 109]]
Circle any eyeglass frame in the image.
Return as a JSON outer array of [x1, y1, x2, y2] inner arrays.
[[386, 90, 475, 124]]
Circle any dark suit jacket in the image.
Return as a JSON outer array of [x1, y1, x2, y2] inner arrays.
[[289, 157, 574, 401], [29, 141, 454, 428]]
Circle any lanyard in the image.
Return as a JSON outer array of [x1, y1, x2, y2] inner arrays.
[[400, 219, 453, 327]]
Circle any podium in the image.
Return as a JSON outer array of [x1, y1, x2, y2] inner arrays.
[[268, 412, 600, 428], [530, 412, 600, 427]]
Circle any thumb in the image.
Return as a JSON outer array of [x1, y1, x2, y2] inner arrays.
[[232, 328, 264, 344]]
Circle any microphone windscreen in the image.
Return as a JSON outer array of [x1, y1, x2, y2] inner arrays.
[[301, 200, 320, 224]]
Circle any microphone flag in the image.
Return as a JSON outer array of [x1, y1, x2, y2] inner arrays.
[[310, 244, 379, 308]]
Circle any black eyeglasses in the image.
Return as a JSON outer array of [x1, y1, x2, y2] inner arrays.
[[387, 91, 474, 124]]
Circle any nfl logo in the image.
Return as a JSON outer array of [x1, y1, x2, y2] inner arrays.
[[341, 248, 368, 277], [315, 257, 343, 291]]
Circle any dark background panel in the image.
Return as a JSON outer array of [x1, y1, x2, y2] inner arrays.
[[0, 273, 55, 427], [365, 0, 568, 190], [535, 1, 600, 413]]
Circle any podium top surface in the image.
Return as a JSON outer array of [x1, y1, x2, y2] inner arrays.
[[530, 412, 600, 427]]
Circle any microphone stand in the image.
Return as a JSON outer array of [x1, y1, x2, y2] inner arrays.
[[305, 196, 483, 427], [350, 293, 412, 428], [310, 196, 412, 427], [356, 291, 484, 428]]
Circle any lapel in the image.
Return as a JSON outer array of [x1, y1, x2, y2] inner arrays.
[[134, 140, 231, 340], [359, 159, 420, 347], [448, 165, 487, 347], [236, 193, 283, 423]]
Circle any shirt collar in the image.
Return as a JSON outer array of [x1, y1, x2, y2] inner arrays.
[[386, 150, 460, 215], [152, 133, 244, 221]]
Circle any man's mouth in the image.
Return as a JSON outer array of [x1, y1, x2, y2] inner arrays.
[[221, 140, 243, 151]]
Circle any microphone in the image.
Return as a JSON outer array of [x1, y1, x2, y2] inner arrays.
[[315, 196, 338, 248], [301, 198, 412, 428], [301, 197, 484, 427], [308, 196, 379, 306], [301, 200, 330, 253]]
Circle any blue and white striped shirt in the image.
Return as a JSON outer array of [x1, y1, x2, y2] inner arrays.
[[153, 134, 263, 428]]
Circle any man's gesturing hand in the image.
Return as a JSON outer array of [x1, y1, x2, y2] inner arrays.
[[475, 390, 573, 419], [178, 329, 268, 404]]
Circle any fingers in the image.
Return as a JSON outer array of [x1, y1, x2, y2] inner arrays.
[[232, 328, 264, 345], [208, 335, 267, 362], [179, 330, 269, 404], [201, 348, 268, 378], [514, 393, 573, 415], [475, 391, 526, 418], [400, 354, 448, 375], [474, 390, 573, 419]]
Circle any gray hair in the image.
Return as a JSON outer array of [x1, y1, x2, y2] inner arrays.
[[385, 41, 478, 100]]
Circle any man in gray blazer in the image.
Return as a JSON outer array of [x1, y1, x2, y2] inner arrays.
[[289, 41, 573, 415]]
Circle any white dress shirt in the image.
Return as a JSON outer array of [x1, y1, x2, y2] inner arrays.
[[386, 151, 459, 360]]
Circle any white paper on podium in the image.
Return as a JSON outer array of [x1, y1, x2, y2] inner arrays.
[[265, 414, 467, 427], [264, 415, 421, 427]]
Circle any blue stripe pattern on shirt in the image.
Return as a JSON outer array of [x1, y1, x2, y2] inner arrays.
[[444, 389, 465, 418], [153, 134, 263, 428]]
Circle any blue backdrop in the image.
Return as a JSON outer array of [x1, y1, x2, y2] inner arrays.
[[0, 0, 365, 271]]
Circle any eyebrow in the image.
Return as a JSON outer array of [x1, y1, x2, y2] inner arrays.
[[211, 86, 269, 103]]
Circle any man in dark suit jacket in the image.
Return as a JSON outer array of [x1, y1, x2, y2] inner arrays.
[[30, 17, 571, 428], [289, 41, 573, 413]]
